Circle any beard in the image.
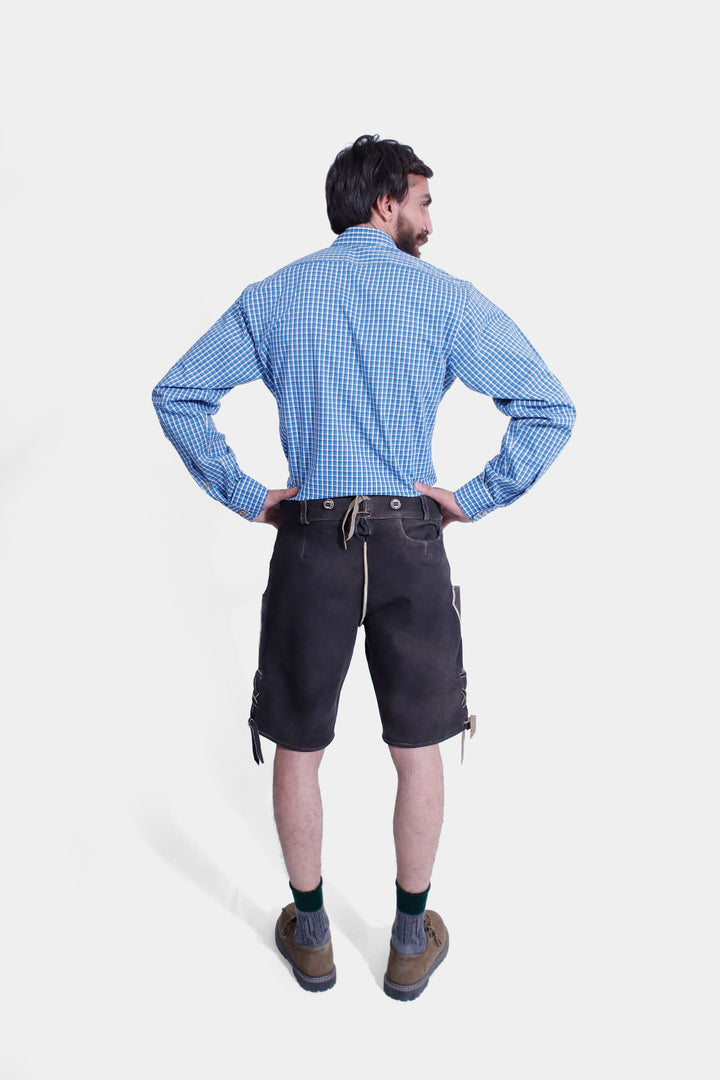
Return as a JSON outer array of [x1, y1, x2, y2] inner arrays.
[[394, 215, 429, 258]]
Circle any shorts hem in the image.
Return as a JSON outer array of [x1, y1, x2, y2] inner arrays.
[[255, 728, 336, 754], [381, 722, 470, 750]]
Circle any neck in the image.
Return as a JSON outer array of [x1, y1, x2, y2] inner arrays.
[[365, 213, 396, 242]]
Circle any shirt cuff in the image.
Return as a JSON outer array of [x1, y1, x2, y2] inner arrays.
[[454, 477, 496, 522], [229, 474, 268, 521]]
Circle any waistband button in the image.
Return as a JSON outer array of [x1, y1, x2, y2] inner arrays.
[[390, 499, 402, 510], [323, 499, 335, 509]]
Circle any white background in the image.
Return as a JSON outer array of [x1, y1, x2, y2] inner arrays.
[[1, 1, 717, 1077]]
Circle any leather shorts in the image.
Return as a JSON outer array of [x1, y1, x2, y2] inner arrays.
[[247, 495, 471, 762]]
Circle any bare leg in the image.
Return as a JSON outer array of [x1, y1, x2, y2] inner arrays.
[[273, 746, 324, 891], [389, 744, 444, 892]]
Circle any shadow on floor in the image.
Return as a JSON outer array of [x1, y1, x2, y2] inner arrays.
[[324, 885, 390, 989], [133, 800, 276, 955]]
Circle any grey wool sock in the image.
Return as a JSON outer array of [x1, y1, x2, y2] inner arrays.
[[290, 880, 330, 947], [391, 880, 430, 955], [294, 906, 330, 947], [391, 910, 427, 956]]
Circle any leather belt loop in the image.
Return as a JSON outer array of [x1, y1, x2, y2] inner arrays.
[[300, 500, 309, 525], [421, 495, 430, 521]]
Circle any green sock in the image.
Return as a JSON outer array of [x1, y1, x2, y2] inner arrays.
[[396, 881, 430, 915], [290, 878, 330, 946], [290, 878, 324, 912]]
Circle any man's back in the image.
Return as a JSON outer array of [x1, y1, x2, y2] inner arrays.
[[241, 226, 463, 499], [154, 225, 574, 520]]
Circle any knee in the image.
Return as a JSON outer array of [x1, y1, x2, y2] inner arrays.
[[274, 746, 325, 774], [389, 743, 441, 775]]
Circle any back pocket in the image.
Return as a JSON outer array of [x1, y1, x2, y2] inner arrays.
[[399, 518, 442, 543]]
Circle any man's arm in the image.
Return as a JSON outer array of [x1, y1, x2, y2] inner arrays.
[[447, 288, 576, 522], [152, 299, 272, 521]]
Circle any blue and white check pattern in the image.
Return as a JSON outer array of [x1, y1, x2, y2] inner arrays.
[[152, 227, 575, 521]]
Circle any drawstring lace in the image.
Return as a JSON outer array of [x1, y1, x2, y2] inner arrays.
[[341, 496, 370, 624], [341, 494, 369, 549]]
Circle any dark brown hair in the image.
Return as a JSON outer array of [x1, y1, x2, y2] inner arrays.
[[325, 134, 433, 235]]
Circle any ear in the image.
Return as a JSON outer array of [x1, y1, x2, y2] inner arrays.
[[372, 191, 397, 223]]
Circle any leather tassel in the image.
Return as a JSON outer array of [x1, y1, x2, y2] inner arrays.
[[248, 718, 264, 765]]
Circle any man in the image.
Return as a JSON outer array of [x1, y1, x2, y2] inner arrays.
[[152, 134, 575, 1000]]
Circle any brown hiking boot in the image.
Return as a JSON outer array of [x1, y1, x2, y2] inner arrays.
[[274, 903, 336, 992], [383, 910, 449, 1001]]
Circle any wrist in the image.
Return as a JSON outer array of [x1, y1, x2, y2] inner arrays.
[[453, 481, 494, 522]]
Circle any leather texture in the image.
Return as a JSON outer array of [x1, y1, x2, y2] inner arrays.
[[384, 910, 449, 1001], [275, 903, 336, 990]]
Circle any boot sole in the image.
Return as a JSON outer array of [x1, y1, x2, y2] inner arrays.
[[383, 931, 449, 1001], [275, 925, 337, 992]]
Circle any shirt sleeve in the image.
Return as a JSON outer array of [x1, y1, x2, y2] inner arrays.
[[151, 299, 269, 521], [448, 287, 576, 521]]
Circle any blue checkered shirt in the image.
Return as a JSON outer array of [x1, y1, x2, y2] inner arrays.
[[152, 226, 575, 521]]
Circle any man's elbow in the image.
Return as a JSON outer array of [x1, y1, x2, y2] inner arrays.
[[151, 383, 168, 418], [558, 400, 577, 440]]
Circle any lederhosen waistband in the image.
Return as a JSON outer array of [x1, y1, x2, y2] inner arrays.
[[277, 494, 441, 526]]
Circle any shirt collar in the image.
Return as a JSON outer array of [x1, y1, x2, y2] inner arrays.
[[331, 225, 398, 252]]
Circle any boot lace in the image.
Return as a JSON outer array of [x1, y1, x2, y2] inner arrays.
[[424, 913, 442, 947]]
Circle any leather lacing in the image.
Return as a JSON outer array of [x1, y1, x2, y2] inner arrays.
[[340, 494, 370, 548], [424, 913, 442, 947]]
